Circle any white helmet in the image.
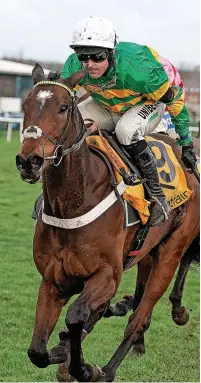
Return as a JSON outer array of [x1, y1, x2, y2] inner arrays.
[[70, 16, 117, 50]]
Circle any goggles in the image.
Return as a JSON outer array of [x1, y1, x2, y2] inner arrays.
[[77, 51, 108, 63]]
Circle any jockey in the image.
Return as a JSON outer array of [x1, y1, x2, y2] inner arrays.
[[61, 16, 197, 226]]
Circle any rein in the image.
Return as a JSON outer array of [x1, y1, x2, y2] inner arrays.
[[23, 80, 89, 166], [22, 80, 130, 230]]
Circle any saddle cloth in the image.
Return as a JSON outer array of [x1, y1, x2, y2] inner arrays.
[[86, 135, 193, 225]]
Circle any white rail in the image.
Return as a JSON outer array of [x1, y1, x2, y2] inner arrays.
[[0, 117, 23, 143], [0, 117, 199, 143]]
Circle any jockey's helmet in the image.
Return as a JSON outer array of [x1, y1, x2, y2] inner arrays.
[[70, 16, 117, 50]]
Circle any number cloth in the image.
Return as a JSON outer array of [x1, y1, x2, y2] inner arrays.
[[86, 135, 193, 225]]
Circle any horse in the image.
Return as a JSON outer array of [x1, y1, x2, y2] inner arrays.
[[16, 63, 200, 382]]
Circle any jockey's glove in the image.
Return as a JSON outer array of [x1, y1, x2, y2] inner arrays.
[[181, 143, 197, 173]]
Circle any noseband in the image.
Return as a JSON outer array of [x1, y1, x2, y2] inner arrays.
[[23, 81, 89, 166]]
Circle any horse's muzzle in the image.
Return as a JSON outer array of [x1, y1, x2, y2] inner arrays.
[[16, 154, 44, 183]]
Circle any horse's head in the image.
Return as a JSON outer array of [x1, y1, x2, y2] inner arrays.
[[16, 63, 86, 183]]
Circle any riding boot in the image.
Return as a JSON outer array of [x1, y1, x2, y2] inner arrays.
[[125, 139, 171, 226]]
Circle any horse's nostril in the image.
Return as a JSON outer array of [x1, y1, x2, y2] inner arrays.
[[30, 156, 44, 170], [16, 154, 25, 170], [16, 154, 43, 172]]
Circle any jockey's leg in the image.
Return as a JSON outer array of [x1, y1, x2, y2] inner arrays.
[[127, 140, 171, 226], [152, 110, 179, 139], [115, 102, 171, 226], [78, 96, 121, 132]]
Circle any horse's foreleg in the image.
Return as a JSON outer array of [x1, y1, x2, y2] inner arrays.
[[57, 309, 106, 382], [66, 264, 118, 382], [103, 255, 152, 320], [28, 279, 67, 368]]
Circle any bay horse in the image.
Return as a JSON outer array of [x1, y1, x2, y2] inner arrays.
[[16, 63, 200, 382]]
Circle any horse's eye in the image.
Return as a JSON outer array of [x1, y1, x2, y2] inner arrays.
[[59, 105, 68, 114]]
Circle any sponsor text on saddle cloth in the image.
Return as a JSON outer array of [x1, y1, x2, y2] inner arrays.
[[86, 135, 193, 225]]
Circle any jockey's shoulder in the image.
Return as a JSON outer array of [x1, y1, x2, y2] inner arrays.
[[115, 42, 160, 72], [61, 52, 82, 79], [64, 52, 81, 66]]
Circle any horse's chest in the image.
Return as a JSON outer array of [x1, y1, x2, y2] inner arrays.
[[62, 248, 97, 277], [34, 240, 97, 282]]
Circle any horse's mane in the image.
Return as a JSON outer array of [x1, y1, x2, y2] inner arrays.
[[47, 71, 61, 81]]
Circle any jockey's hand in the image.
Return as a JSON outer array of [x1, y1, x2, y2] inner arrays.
[[84, 120, 99, 133], [181, 143, 197, 173]]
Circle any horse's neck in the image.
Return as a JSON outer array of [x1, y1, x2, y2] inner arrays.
[[43, 143, 110, 218]]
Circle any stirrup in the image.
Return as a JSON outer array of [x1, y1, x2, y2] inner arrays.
[[149, 196, 170, 226], [120, 168, 145, 186]]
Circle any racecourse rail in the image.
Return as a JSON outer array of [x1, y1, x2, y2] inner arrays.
[[0, 116, 198, 143]]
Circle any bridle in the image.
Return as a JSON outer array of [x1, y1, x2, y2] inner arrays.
[[22, 80, 89, 166]]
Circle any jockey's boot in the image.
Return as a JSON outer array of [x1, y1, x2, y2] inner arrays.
[[126, 139, 171, 226]]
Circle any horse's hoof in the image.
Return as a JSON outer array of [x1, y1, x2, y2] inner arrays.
[[48, 344, 68, 364], [57, 365, 75, 382], [131, 343, 145, 356], [69, 363, 92, 382], [172, 306, 189, 326], [57, 372, 75, 382], [59, 328, 69, 341], [90, 365, 105, 382], [100, 367, 115, 382], [28, 349, 50, 368]]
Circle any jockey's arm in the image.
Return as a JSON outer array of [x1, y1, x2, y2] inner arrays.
[[159, 86, 197, 171], [159, 85, 192, 146], [126, 64, 192, 147], [125, 53, 197, 172]]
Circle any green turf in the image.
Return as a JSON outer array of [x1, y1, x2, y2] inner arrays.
[[0, 131, 199, 382]]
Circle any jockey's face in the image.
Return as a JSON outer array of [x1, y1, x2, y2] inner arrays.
[[76, 49, 110, 78], [82, 58, 109, 79]]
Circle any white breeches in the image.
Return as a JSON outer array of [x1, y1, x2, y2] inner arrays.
[[78, 96, 177, 145]]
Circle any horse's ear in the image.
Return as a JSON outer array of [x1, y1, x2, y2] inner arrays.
[[63, 68, 87, 89], [32, 63, 45, 85]]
